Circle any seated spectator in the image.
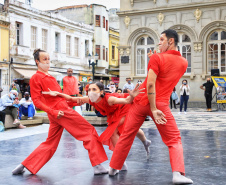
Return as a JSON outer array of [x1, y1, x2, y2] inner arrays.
[[0, 99, 6, 126], [109, 81, 116, 93], [1, 90, 26, 129], [19, 92, 35, 120], [117, 88, 122, 94]]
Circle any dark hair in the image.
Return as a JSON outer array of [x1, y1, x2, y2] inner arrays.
[[33, 48, 46, 66], [91, 82, 105, 97], [123, 88, 128, 93], [182, 79, 188, 83], [88, 78, 92, 81], [161, 29, 178, 46], [117, 88, 122, 92]]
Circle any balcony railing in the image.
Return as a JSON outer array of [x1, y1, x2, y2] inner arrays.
[[11, 45, 32, 60]]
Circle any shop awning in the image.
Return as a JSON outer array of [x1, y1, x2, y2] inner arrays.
[[14, 68, 62, 80]]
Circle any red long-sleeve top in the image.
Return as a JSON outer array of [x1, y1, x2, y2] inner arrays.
[[30, 71, 65, 118], [62, 76, 78, 95]]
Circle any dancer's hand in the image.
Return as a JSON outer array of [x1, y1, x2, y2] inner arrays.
[[152, 109, 167, 124], [77, 98, 84, 105], [147, 49, 156, 58], [57, 111, 64, 119], [127, 84, 145, 98], [42, 88, 59, 96]]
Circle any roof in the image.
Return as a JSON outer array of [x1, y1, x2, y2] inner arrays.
[[55, 4, 88, 10]]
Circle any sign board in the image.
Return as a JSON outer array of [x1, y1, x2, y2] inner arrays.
[[79, 76, 92, 82], [111, 77, 119, 83], [211, 76, 226, 103], [121, 56, 129, 63]]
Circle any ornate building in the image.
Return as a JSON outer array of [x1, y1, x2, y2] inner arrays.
[[118, 0, 226, 101]]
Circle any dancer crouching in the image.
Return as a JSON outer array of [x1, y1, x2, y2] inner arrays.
[[12, 49, 108, 175], [44, 82, 151, 172]]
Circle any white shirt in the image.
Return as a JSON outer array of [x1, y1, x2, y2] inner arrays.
[[179, 85, 190, 96], [19, 97, 33, 108]]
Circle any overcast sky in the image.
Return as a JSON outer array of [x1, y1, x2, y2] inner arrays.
[[0, 0, 120, 10]]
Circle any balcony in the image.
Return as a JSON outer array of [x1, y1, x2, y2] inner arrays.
[[11, 45, 32, 60]]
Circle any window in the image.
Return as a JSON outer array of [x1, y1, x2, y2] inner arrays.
[[106, 48, 108, 62], [103, 46, 105, 60], [177, 33, 191, 73], [66, 35, 71, 55], [55, 33, 60, 52], [112, 45, 115, 59], [85, 40, 89, 57], [103, 16, 105, 28], [16, 22, 22, 45], [136, 36, 155, 75], [42, 29, 47, 51], [74, 37, 79, 57], [31, 26, 37, 49], [208, 30, 226, 73], [96, 45, 100, 59], [96, 15, 100, 27], [106, 20, 108, 31]]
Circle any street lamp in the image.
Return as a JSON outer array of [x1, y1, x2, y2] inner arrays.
[[88, 53, 99, 81]]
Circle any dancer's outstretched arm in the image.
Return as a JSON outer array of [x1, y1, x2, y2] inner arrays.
[[42, 90, 89, 104], [108, 84, 144, 106]]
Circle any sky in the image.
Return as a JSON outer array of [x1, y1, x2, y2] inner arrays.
[[0, 0, 120, 10]]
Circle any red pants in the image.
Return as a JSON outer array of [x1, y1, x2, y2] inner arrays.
[[109, 102, 185, 174], [22, 101, 108, 174]]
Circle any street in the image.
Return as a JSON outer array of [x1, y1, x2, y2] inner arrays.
[[0, 109, 226, 185]]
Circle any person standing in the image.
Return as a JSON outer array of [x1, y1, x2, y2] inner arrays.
[[123, 77, 135, 91], [179, 80, 190, 114], [62, 68, 79, 96], [170, 87, 177, 109], [200, 78, 214, 111], [108, 29, 193, 184], [12, 49, 108, 175], [85, 78, 93, 111], [109, 81, 116, 93], [10, 79, 20, 93]]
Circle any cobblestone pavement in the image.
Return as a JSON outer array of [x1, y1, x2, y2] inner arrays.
[[142, 108, 226, 131]]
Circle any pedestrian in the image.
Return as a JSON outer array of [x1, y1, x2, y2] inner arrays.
[[109, 81, 116, 93], [200, 78, 214, 111], [123, 77, 135, 91], [170, 87, 177, 109], [19, 92, 35, 120], [85, 78, 92, 111], [137, 79, 142, 85], [0, 90, 26, 129], [179, 80, 190, 114], [45, 82, 151, 159], [10, 79, 20, 93], [12, 49, 108, 175], [78, 82, 83, 97], [107, 29, 193, 184]]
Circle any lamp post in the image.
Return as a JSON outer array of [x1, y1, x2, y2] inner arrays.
[[88, 53, 99, 81]]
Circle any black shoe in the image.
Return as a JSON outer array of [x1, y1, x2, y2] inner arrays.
[[145, 117, 150, 121]]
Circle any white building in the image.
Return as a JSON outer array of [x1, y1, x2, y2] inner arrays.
[[6, 0, 94, 94], [118, 0, 226, 102], [50, 4, 110, 81]]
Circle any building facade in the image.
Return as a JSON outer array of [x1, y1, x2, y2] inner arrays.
[[2, 0, 94, 95], [118, 0, 226, 101], [52, 4, 110, 81], [0, 6, 10, 95]]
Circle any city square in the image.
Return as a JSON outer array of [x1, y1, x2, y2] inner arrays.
[[0, 0, 226, 184]]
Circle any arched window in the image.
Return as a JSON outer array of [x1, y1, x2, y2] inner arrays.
[[208, 30, 226, 73], [136, 36, 155, 75], [177, 33, 191, 73]]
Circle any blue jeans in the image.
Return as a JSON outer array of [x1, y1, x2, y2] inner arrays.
[[19, 104, 35, 119], [180, 95, 189, 112]]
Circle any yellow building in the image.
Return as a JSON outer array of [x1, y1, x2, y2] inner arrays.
[[109, 27, 119, 78], [0, 12, 10, 94]]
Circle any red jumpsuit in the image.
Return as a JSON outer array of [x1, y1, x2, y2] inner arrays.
[[89, 93, 130, 151], [22, 71, 107, 174], [110, 50, 188, 175], [62, 76, 78, 95]]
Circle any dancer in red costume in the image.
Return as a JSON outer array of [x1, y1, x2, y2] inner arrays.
[[108, 29, 193, 184], [44, 82, 151, 170], [12, 49, 108, 175]]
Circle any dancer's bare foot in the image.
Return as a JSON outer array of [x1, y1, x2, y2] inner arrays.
[[12, 164, 25, 175], [142, 139, 151, 156], [18, 124, 26, 129], [93, 164, 108, 175], [172, 172, 193, 184]]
